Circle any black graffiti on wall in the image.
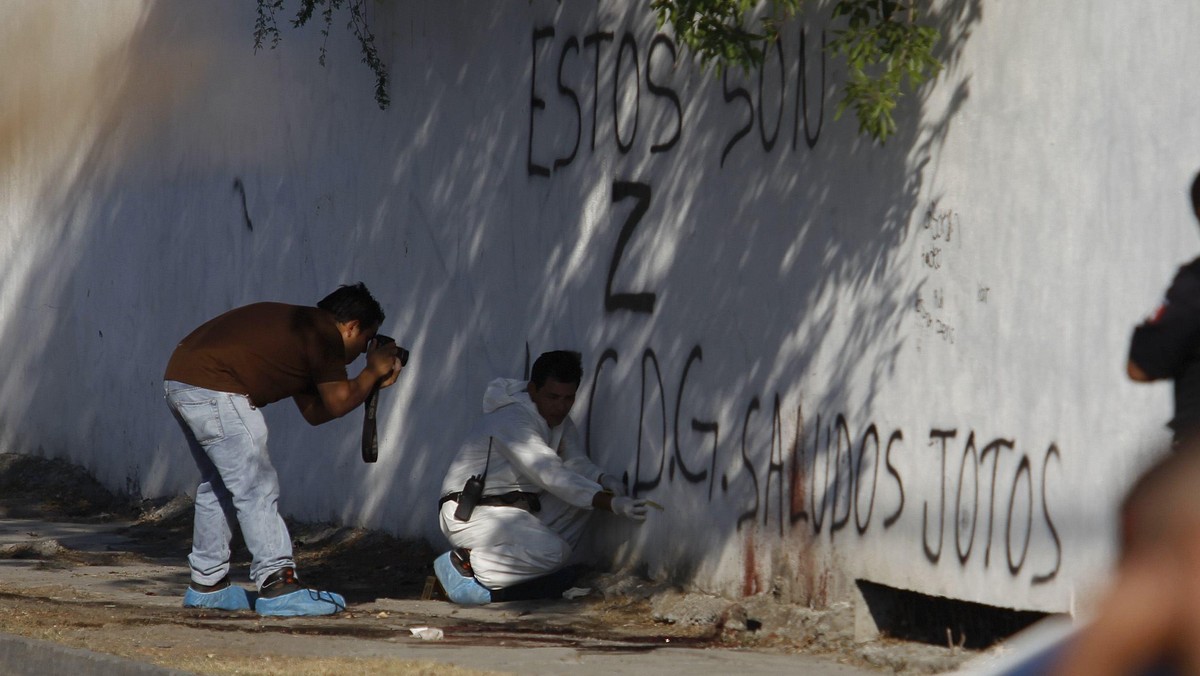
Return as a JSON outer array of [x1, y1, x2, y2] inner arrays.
[[920, 430, 1062, 584], [583, 344, 1063, 586], [718, 28, 826, 167], [232, 177, 253, 231], [607, 181, 656, 313], [528, 24, 826, 175], [797, 413, 906, 538], [529, 27, 683, 177]]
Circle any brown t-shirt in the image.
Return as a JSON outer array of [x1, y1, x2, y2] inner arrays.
[[164, 302, 347, 407]]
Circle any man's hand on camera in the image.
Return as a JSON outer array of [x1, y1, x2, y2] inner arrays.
[[367, 340, 401, 387], [598, 473, 627, 497], [379, 357, 402, 388], [610, 497, 649, 523]]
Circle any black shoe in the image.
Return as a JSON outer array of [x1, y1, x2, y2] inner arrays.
[[189, 575, 232, 593], [488, 566, 581, 602], [259, 567, 304, 599]]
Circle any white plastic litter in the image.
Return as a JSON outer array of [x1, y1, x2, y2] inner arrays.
[[562, 587, 592, 600], [409, 626, 444, 641]]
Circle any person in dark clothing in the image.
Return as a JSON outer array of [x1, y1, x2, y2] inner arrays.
[[164, 282, 402, 616], [1128, 172, 1200, 448]]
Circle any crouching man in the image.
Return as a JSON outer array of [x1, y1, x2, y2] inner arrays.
[[434, 350, 649, 605]]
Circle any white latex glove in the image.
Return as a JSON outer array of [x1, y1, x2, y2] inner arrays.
[[610, 497, 649, 523], [598, 473, 627, 497]]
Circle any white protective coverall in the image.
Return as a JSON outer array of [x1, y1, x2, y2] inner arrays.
[[438, 378, 609, 590]]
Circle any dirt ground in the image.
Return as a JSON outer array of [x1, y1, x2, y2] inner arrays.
[[0, 453, 975, 675]]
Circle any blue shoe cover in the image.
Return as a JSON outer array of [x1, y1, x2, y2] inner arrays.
[[255, 588, 346, 616], [434, 551, 492, 605], [183, 584, 250, 611]]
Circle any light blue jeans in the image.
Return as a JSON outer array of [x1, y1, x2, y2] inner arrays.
[[164, 381, 294, 589]]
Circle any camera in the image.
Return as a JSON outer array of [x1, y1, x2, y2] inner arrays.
[[454, 474, 484, 521], [373, 334, 410, 367]]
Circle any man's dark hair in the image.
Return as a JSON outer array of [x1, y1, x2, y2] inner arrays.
[[530, 350, 583, 387], [317, 282, 385, 328]]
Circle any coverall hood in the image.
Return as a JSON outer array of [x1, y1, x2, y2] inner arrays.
[[481, 378, 528, 414]]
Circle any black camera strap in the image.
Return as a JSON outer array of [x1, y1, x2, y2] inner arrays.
[[361, 382, 382, 463], [361, 335, 407, 464]]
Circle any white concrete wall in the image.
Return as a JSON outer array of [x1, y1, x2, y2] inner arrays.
[[1, 0, 1197, 614]]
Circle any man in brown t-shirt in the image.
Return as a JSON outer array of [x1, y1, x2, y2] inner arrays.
[[164, 283, 401, 616]]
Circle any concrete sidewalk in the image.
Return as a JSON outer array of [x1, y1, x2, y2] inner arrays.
[[0, 517, 898, 675]]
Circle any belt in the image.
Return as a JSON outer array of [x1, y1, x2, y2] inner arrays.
[[439, 490, 542, 513]]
